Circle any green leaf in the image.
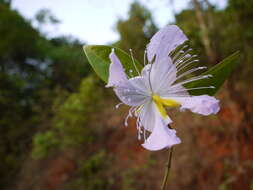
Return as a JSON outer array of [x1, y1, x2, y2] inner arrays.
[[185, 51, 240, 96], [83, 45, 142, 83]]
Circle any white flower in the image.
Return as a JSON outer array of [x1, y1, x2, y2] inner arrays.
[[106, 25, 220, 151]]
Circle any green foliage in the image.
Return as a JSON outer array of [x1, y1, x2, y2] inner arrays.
[[74, 151, 110, 190], [31, 75, 114, 189], [227, 0, 253, 26], [35, 9, 60, 25], [0, 0, 10, 6], [65, 151, 112, 190], [49, 37, 90, 91], [53, 76, 103, 148], [0, 5, 90, 188], [83, 45, 141, 82], [32, 75, 104, 158], [28, 71, 115, 189], [0, 6, 44, 188], [0, 5, 41, 69], [32, 131, 59, 159]]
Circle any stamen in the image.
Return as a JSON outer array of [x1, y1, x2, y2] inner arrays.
[[124, 118, 129, 126], [174, 48, 193, 63], [115, 103, 123, 109], [174, 53, 188, 64], [167, 86, 215, 94], [182, 45, 189, 49], [124, 107, 135, 126], [176, 55, 198, 67], [137, 115, 142, 129], [129, 49, 141, 75], [171, 45, 188, 60], [171, 75, 212, 88], [172, 50, 184, 61], [176, 66, 207, 81], [138, 132, 141, 140], [148, 63, 154, 93], [143, 49, 147, 66], [129, 69, 134, 77], [186, 86, 215, 91], [136, 116, 142, 140], [176, 59, 199, 72], [138, 126, 142, 140], [144, 128, 146, 142], [175, 54, 198, 68]]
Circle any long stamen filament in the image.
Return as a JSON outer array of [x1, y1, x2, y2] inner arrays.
[[129, 69, 134, 77], [173, 48, 193, 64], [170, 74, 212, 88], [129, 49, 141, 76], [176, 66, 207, 81], [176, 58, 199, 72], [175, 54, 198, 69], [115, 103, 123, 109], [148, 63, 154, 93], [124, 106, 136, 126], [166, 86, 215, 94], [172, 50, 184, 62], [143, 49, 147, 66], [171, 45, 188, 61]]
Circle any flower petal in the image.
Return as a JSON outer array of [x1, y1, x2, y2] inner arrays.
[[159, 84, 189, 97], [114, 76, 149, 107], [106, 51, 150, 107], [141, 57, 178, 94], [172, 95, 220, 116], [142, 115, 181, 151], [138, 100, 173, 133], [106, 50, 128, 88], [152, 57, 177, 93], [129, 76, 150, 94], [147, 25, 188, 63], [138, 100, 156, 132]]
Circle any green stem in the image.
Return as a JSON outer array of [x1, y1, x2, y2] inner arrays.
[[161, 147, 174, 190]]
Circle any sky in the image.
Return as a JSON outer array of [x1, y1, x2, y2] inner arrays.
[[12, 0, 227, 45]]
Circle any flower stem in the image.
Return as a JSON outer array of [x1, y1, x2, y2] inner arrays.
[[161, 147, 174, 190]]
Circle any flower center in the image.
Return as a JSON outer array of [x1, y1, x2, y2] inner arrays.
[[152, 94, 180, 118]]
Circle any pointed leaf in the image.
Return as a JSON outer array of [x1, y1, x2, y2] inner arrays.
[[185, 51, 240, 96], [83, 45, 142, 82]]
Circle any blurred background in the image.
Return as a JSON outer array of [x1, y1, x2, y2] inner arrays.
[[0, 0, 253, 189]]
